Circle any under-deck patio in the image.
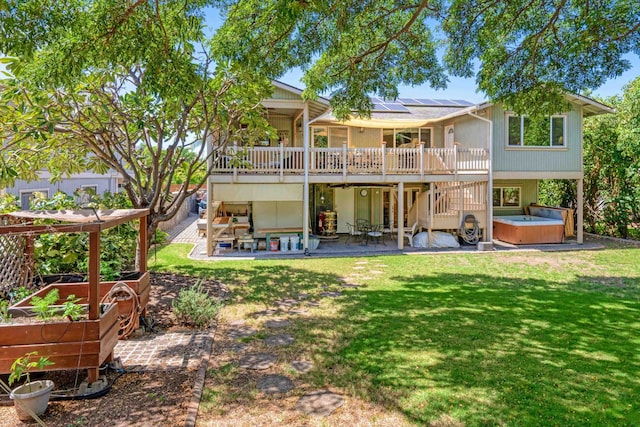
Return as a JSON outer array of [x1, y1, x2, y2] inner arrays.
[[168, 215, 600, 261]]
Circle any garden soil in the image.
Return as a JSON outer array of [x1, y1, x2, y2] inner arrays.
[[0, 272, 225, 427]]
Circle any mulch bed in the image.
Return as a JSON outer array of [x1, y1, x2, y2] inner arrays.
[[0, 272, 226, 427]]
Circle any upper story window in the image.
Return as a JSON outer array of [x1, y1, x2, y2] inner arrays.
[[312, 126, 349, 148], [507, 115, 566, 147], [383, 128, 432, 148]]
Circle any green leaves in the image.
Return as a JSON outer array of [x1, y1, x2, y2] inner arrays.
[[8, 352, 54, 386]]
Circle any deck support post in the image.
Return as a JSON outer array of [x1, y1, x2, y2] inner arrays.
[[577, 178, 584, 244], [303, 103, 310, 251], [429, 183, 434, 248], [397, 182, 404, 249]]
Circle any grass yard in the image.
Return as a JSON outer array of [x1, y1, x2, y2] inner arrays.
[[150, 244, 640, 426]]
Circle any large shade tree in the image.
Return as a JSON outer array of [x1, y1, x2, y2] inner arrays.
[[213, 0, 639, 116], [0, 1, 271, 250]]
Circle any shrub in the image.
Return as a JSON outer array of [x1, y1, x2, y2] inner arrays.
[[172, 282, 221, 328]]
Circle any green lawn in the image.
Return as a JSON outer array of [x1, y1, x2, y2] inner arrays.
[[151, 244, 640, 426]]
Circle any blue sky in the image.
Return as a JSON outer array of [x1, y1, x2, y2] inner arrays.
[[277, 55, 640, 104]]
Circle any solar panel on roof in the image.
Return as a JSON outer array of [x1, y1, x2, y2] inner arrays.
[[385, 104, 410, 112], [369, 98, 410, 112]]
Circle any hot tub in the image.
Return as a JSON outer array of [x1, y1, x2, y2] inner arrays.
[[493, 215, 565, 244]]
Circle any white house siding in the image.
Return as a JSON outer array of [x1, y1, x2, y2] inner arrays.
[[268, 117, 295, 147], [492, 104, 583, 174], [253, 201, 303, 231], [350, 127, 380, 148], [213, 183, 303, 202], [444, 115, 489, 149], [272, 87, 302, 100]]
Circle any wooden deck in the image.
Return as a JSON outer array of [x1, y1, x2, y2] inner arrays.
[[211, 145, 489, 178]]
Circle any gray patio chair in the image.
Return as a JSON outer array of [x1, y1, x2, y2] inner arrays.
[[345, 222, 363, 244]]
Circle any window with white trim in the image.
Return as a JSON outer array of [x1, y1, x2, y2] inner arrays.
[[507, 115, 565, 147], [382, 127, 433, 148], [311, 126, 349, 148], [492, 186, 521, 208], [20, 189, 49, 210]]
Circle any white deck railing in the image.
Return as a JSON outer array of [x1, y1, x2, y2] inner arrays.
[[212, 143, 489, 175]]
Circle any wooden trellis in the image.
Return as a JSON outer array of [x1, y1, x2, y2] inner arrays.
[[0, 215, 34, 298]]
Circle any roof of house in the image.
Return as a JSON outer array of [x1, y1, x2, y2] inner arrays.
[[564, 93, 615, 116], [272, 80, 615, 126]]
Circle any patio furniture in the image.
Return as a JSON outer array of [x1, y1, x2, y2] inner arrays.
[[345, 222, 363, 244], [237, 234, 255, 253], [356, 218, 369, 232], [404, 222, 418, 247], [367, 224, 385, 245], [382, 225, 395, 241]]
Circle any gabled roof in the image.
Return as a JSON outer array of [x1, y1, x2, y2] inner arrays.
[[564, 93, 615, 116]]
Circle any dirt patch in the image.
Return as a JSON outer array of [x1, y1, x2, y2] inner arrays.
[[0, 272, 225, 427]]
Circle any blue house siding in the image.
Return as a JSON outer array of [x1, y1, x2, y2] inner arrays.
[[4, 174, 120, 209], [492, 104, 583, 173]]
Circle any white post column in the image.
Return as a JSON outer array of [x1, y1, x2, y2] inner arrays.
[[397, 182, 404, 249], [577, 178, 584, 244], [303, 103, 310, 252], [206, 134, 214, 256]]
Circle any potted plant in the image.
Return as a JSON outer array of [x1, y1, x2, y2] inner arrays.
[[8, 351, 55, 421]]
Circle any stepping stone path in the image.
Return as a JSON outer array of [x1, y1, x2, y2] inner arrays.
[[257, 374, 295, 394], [353, 266, 366, 270], [296, 390, 345, 416], [288, 308, 311, 316], [290, 360, 313, 374], [226, 325, 258, 339], [275, 298, 300, 309], [264, 334, 295, 347], [297, 293, 311, 299], [265, 319, 291, 329], [252, 309, 280, 318], [226, 342, 250, 353], [239, 352, 278, 370], [340, 283, 360, 288], [320, 291, 342, 298], [369, 270, 384, 275], [305, 300, 320, 307], [355, 261, 369, 265]]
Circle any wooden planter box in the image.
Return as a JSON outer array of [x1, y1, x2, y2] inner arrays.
[[13, 271, 151, 320], [0, 303, 119, 375]]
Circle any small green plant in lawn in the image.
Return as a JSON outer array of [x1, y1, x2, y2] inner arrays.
[[172, 281, 221, 328], [9, 352, 54, 388], [30, 288, 60, 320]]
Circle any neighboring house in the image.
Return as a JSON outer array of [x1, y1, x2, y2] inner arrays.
[[205, 81, 614, 255], [3, 171, 122, 209]]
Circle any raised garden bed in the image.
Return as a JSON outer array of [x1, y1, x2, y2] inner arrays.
[[0, 303, 119, 374], [0, 208, 150, 383], [12, 271, 151, 320]]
